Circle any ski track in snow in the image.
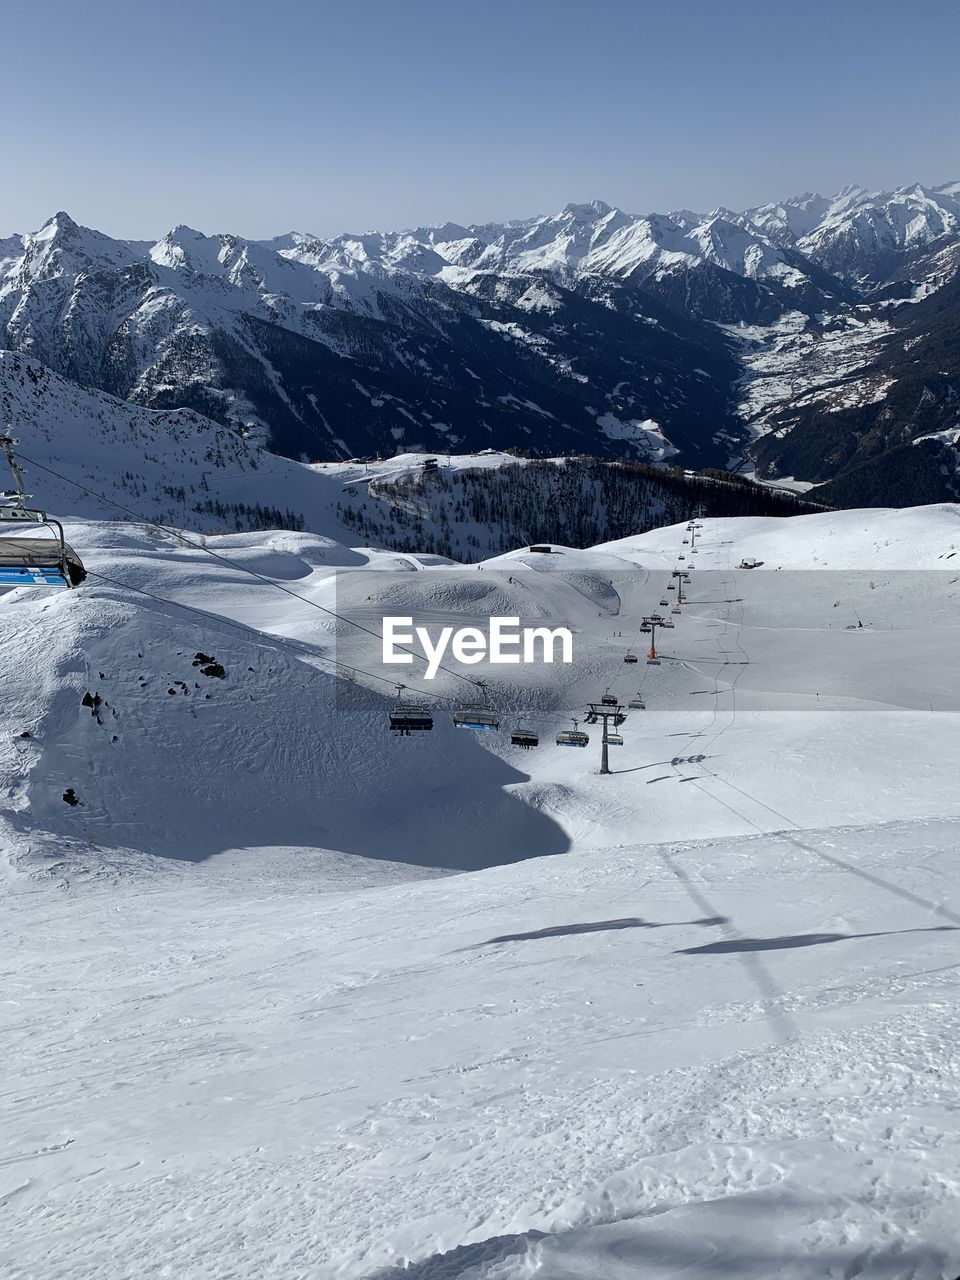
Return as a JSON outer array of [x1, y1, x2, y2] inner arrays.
[[2, 507, 960, 1278]]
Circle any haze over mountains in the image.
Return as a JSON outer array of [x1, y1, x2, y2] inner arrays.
[[3, 180, 960, 506]]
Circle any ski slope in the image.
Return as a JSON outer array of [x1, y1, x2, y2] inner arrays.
[[2, 505, 960, 1278]]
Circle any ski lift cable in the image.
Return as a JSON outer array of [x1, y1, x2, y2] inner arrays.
[[13, 450, 483, 690], [90, 568, 611, 737], [604, 547, 686, 700], [88, 570, 602, 739], [87, 568, 608, 735], [606, 514, 697, 690], [56, 557, 600, 744], [83, 568, 423, 693], [26, 456, 690, 735]]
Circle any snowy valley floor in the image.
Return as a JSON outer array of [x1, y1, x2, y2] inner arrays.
[[2, 508, 960, 1278]]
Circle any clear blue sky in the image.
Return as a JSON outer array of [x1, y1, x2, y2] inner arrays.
[[5, 0, 959, 239]]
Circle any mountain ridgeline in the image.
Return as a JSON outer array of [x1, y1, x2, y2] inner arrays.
[[2, 182, 960, 507]]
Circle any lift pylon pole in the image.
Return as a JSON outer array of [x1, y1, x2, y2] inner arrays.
[[1, 435, 27, 510], [641, 614, 660, 662], [586, 700, 627, 776]]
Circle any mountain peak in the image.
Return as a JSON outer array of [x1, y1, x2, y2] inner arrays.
[[164, 224, 208, 242], [36, 211, 81, 241], [560, 199, 614, 220]]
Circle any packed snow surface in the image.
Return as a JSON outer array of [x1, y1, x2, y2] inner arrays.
[[2, 505, 960, 1278]]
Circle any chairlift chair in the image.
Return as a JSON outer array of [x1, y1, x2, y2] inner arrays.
[[556, 720, 589, 748], [0, 530, 86, 587], [659, 597, 669, 606], [606, 733, 624, 746], [623, 651, 638, 664], [453, 703, 500, 731], [0, 439, 85, 588], [510, 724, 539, 749], [452, 681, 500, 731], [628, 694, 645, 709], [389, 686, 434, 734]]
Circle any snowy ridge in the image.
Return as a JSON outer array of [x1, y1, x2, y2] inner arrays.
[[271, 182, 960, 292], [5, 179, 960, 532], [0, 349, 342, 533], [0, 350, 817, 563]]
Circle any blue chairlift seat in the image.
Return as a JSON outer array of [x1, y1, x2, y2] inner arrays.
[[0, 532, 85, 588], [453, 705, 500, 731], [556, 727, 589, 747]]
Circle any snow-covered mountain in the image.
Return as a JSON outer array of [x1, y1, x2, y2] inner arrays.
[[750, 182, 960, 284], [0, 349, 817, 565], [3, 180, 960, 504], [3, 502, 960, 1276], [0, 210, 741, 468]]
